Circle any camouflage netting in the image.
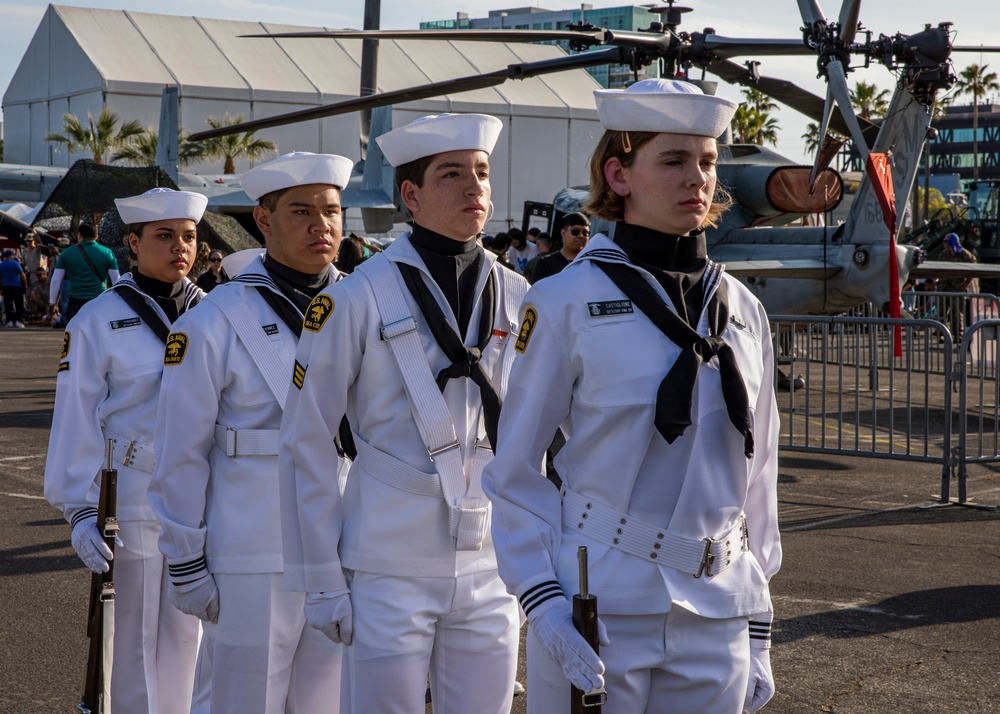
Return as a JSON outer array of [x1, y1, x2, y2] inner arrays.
[[32, 159, 261, 270]]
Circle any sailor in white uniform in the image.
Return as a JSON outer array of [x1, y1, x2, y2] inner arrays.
[[45, 188, 208, 714], [148, 153, 352, 714], [279, 114, 527, 714], [483, 79, 783, 713]]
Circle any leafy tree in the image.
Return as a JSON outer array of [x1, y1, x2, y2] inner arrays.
[[849, 81, 890, 121], [111, 127, 211, 168], [45, 109, 144, 165], [198, 114, 277, 175], [956, 63, 1000, 181]]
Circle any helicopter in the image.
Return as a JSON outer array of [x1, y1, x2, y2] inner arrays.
[[189, 0, 1000, 316]]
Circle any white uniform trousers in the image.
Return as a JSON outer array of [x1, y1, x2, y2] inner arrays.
[[113, 519, 201, 714], [209, 573, 343, 714], [527, 606, 750, 714], [343, 569, 519, 714]]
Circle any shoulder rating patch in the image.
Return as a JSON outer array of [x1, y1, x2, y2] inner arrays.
[[292, 360, 307, 390], [514, 306, 538, 354], [61, 331, 71, 359], [587, 300, 633, 317], [303, 294, 334, 333], [58, 362, 69, 373], [164, 332, 189, 366]]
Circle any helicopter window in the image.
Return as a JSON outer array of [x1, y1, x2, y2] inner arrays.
[[730, 146, 763, 158], [766, 167, 844, 214]]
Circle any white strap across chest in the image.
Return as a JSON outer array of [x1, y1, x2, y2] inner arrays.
[[211, 285, 291, 410], [358, 254, 497, 551]]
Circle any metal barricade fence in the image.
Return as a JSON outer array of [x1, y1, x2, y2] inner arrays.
[[770, 315, 955, 503], [957, 319, 1000, 503]]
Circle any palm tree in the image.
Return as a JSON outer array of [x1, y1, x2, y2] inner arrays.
[[111, 127, 211, 168], [45, 109, 145, 165], [742, 88, 778, 115], [956, 63, 1000, 181], [849, 81, 890, 121], [198, 114, 277, 175], [732, 104, 779, 146]]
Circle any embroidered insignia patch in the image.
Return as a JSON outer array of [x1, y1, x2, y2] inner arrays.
[[514, 306, 538, 354], [61, 331, 71, 359], [110, 317, 142, 330], [292, 360, 307, 389], [263, 323, 280, 336], [164, 332, 189, 366], [587, 300, 633, 317], [58, 362, 69, 373], [303, 295, 334, 333]]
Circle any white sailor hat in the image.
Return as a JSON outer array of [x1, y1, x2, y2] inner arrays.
[[375, 113, 503, 168], [240, 152, 354, 201], [594, 78, 737, 138], [115, 188, 208, 224]]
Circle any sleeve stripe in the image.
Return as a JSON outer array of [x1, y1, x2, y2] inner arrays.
[[168, 556, 208, 577], [520, 580, 564, 616], [70, 508, 98, 528]]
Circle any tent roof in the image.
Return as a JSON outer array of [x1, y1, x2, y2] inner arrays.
[[5, 5, 602, 117]]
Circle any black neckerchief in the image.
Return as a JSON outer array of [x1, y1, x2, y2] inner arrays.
[[408, 223, 483, 337], [133, 270, 185, 323], [603, 223, 753, 458], [263, 254, 332, 314], [613, 222, 707, 326]]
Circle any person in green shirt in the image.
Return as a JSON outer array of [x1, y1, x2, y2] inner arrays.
[[49, 224, 120, 324]]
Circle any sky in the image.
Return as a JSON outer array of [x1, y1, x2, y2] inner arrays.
[[1, 0, 999, 162]]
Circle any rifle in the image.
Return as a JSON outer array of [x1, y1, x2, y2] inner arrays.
[[571, 546, 607, 713], [79, 440, 118, 714]]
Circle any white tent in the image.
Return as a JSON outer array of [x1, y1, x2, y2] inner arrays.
[[3, 5, 605, 230]]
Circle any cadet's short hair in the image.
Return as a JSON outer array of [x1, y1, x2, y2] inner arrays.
[[394, 155, 435, 193], [583, 129, 731, 227], [258, 187, 292, 212]]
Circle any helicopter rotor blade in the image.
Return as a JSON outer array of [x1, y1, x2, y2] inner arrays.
[[241, 28, 608, 46], [952, 45, 1000, 53], [703, 58, 878, 147], [796, 0, 827, 29], [826, 58, 870, 162], [696, 36, 813, 59], [837, 0, 862, 45], [188, 46, 628, 141]]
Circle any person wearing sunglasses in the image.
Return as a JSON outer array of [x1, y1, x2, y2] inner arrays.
[[195, 249, 230, 293], [529, 212, 590, 284]]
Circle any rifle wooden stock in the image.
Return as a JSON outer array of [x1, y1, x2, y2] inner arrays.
[[571, 546, 605, 713], [80, 441, 118, 714]]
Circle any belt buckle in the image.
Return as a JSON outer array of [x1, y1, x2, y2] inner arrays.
[[122, 441, 136, 466], [695, 537, 716, 578], [380, 317, 418, 342], [227, 427, 238, 457], [582, 688, 607, 707], [427, 439, 461, 462]]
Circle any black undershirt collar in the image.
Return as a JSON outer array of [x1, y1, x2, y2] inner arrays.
[[613, 222, 708, 326], [263, 253, 332, 313], [133, 270, 185, 323], [409, 223, 484, 336]]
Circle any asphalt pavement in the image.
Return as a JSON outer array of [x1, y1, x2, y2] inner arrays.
[[3, 326, 1000, 713]]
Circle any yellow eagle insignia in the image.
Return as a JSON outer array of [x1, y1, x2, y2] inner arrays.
[[164, 332, 189, 366], [303, 295, 334, 333], [514, 306, 538, 354], [61, 330, 71, 359]]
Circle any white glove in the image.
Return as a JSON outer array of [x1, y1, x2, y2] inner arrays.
[[528, 597, 607, 693], [305, 591, 353, 645], [70, 516, 114, 574], [167, 573, 220, 623], [743, 644, 775, 713]]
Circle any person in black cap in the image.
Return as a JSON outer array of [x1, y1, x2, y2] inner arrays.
[[484, 79, 782, 714]]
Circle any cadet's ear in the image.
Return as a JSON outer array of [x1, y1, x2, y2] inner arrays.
[[604, 157, 631, 199], [253, 205, 273, 239], [399, 180, 420, 215]]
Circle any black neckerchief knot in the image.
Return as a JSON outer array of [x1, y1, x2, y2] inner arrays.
[[604, 224, 754, 458]]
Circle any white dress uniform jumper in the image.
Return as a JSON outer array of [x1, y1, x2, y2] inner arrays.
[[45, 273, 205, 714], [483, 234, 782, 713], [149, 255, 345, 714], [280, 232, 527, 714]]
